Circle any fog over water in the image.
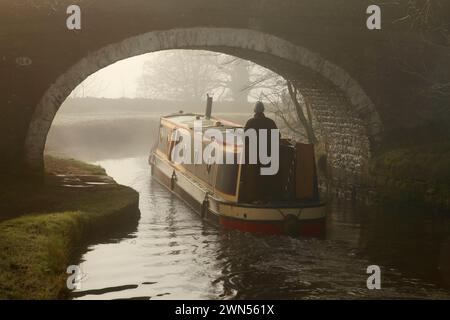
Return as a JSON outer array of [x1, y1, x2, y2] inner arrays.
[[46, 107, 450, 300], [73, 156, 449, 299], [45, 51, 450, 299]]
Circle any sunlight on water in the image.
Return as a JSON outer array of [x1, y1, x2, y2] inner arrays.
[[72, 157, 450, 300]]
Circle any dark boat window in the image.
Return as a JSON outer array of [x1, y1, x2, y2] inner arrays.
[[157, 125, 168, 154], [215, 164, 238, 196]]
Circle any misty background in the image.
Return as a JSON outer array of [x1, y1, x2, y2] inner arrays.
[[46, 50, 311, 162]]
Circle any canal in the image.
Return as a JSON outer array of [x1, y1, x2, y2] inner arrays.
[[71, 156, 450, 299]]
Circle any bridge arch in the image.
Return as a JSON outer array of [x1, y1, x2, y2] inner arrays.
[[24, 27, 382, 180]]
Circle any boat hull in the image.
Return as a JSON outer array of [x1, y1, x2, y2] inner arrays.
[[151, 155, 326, 238]]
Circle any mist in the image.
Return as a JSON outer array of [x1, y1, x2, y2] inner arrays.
[[46, 50, 283, 162]]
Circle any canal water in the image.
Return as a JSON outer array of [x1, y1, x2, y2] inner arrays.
[[71, 156, 450, 299]]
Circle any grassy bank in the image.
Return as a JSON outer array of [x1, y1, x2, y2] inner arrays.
[[0, 156, 139, 299], [371, 141, 450, 210]]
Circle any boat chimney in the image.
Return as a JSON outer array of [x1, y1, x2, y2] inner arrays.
[[205, 94, 213, 120]]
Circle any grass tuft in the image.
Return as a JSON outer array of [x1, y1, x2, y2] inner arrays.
[[0, 156, 139, 299]]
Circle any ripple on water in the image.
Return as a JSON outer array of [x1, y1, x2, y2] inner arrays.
[[72, 157, 450, 300]]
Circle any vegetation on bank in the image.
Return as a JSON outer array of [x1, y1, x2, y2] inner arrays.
[[0, 156, 139, 299], [43, 155, 106, 176], [371, 141, 450, 210]]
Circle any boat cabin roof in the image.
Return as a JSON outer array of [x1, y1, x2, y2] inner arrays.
[[161, 113, 244, 147], [162, 113, 242, 130]]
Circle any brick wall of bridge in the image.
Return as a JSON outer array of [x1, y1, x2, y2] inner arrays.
[[0, 0, 448, 180]]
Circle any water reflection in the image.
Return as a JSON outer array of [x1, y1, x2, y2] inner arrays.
[[72, 157, 450, 300], [358, 208, 450, 289]]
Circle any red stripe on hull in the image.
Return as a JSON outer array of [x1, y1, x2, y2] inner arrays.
[[152, 164, 326, 238], [219, 216, 326, 238]]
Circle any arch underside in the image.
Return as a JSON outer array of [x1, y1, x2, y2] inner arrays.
[[25, 27, 381, 180]]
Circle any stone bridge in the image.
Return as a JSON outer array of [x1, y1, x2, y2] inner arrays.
[[1, 0, 448, 181]]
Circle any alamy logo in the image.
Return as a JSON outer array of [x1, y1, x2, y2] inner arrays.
[[366, 5, 381, 30], [66, 5, 81, 30], [170, 121, 280, 176], [366, 265, 381, 289], [66, 265, 83, 290]]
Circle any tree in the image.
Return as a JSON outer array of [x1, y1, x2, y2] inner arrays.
[[137, 50, 256, 103], [217, 57, 252, 103], [286, 81, 317, 144], [70, 72, 111, 98], [395, 0, 449, 47], [393, 0, 450, 99], [246, 69, 318, 144], [137, 51, 228, 102]]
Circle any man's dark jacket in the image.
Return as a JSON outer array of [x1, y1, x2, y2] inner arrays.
[[242, 112, 279, 201], [244, 112, 278, 131]]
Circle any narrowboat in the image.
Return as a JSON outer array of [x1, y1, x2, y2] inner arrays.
[[149, 101, 326, 237]]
